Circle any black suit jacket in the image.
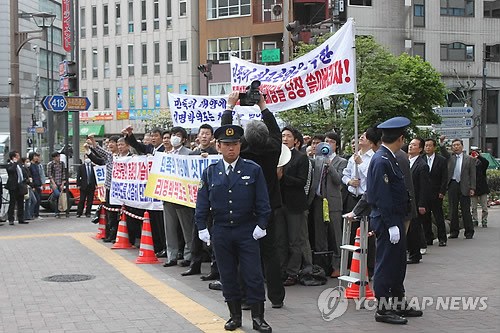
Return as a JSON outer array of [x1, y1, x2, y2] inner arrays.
[[77, 163, 97, 191], [280, 148, 309, 213], [125, 133, 165, 155], [423, 154, 448, 198], [410, 155, 431, 209], [221, 108, 282, 210], [5, 161, 28, 192]]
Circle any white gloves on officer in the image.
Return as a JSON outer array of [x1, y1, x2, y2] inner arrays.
[[198, 228, 211, 246], [388, 226, 400, 244], [253, 226, 267, 240]]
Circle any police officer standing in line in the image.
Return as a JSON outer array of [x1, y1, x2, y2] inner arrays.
[[366, 117, 423, 324], [195, 124, 272, 332]]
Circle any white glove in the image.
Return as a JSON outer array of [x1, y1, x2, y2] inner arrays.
[[253, 225, 267, 240], [388, 226, 400, 244], [198, 228, 211, 246]]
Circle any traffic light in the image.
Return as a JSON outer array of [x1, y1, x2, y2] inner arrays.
[[286, 20, 302, 43], [59, 60, 78, 93]]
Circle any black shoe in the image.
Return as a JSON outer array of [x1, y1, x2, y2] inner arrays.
[[241, 302, 251, 311], [271, 302, 283, 309], [395, 307, 423, 317], [163, 260, 177, 267], [407, 258, 421, 264], [18, 221, 29, 224], [449, 233, 459, 239], [375, 310, 408, 324], [201, 271, 220, 281], [465, 235, 473, 239], [251, 302, 272, 332], [9, 221, 14, 225], [178, 260, 191, 267], [103, 238, 113, 243], [438, 241, 447, 247], [181, 265, 201, 276], [224, 301, 242, 331], [482, 223, 487, 228], [76, 215, 81, 218], [426, 240, 434, 246], [85, 214, 91, 218], [283, 276, 297, 286], [208, 280, 223, 290], [155, 250, 167, 258]]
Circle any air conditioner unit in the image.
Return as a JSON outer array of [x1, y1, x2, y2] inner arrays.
[[272, 4, 282, 19]]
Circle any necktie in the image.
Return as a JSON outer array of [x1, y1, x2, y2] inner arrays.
[[453, 155, 461, 182], [428, 157, 432, 170], [87, 164, 92, 184], [227, 164, 233, 176]]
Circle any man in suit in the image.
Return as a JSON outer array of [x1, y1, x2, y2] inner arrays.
[[440, 136, 476, 239], [311, 132, 347, 278], [275, 126, 312, 286], [6, 151, 29, 225], [407, 138, 431, 264], [220, 91, 285, 309], [195, 124, 272, 332], [423, 138, 448, 246], [76, 155, 96, 218]]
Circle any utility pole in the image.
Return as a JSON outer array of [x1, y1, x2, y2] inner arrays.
[[283, 0, 290, 62], [480, 43, 487, 150]]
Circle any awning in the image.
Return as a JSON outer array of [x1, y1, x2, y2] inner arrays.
[[69, 124, 105, 137]]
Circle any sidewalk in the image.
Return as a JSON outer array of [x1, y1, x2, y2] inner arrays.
[[0, 207, 498, 332]]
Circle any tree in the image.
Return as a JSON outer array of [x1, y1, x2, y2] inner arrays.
[[279, 36, 448, 143], [143, 109, 173, 131]]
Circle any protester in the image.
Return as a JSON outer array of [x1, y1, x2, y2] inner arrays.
[[28, 152, 44, 220], [21, 157, 37, 221], [47, 151, 67, 218], [76, 154, 96, 218], [470, 147, 489, 228], [5, 151, 28, 225]]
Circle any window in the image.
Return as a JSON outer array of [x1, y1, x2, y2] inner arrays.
[[142, 43, 148, 75], [207, 0, 250, 19], [209, 82, 231, 96], [103, 4, 109, 35], [81, 89, 87, 99], [167, 41, 173, 73], [91, 6, 97, 37], [208, 37, 252, 62], [262, 0, 283, 22], [104, 47, 110, 78], [116, 46, 122, 77], [440, 0, 474, 17], [128, 0, 134, 33], [166, 0, 172, 28], [349, 0, 372, 6], [413, 42, 425, 60], [116, 3, 121, 35], [128, 44, 134, 76], [180, 0, 187, 17], [486, 44, 500, 62], [179, 40, 188, 62], [486, 90, 499, 124], [440, 42, 474, 61], [104, 89, 110, 109], [49, 27, 63, 46], [92, 48, 98, 78], [414, 0, 425, 27], [484, 0, 500, 18], [154, 42, 160, 74], [81, 49, 87, 79], [80, 8, 86, 39], [141, 0, 147, 31], [154, 0, 160, 30], [93, 90, 99, 110]]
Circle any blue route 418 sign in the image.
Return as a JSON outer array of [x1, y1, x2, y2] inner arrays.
[[41, 95, 91, 112], [42, 95, 67, 112]]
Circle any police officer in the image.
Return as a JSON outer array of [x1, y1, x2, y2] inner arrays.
[[366, 117, 423, 324], [195, 124, 272, 332]]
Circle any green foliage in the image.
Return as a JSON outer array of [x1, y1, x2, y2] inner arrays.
[[143, 109, 173, 130], [487, 170, 500, 199], [278, 35, 448, 144]]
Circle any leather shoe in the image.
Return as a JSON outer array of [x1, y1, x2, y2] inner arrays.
[[76, 215, 81, 218], [181, 267, 201, 276], [178, 260, 191, 267], [395, 307, 423, 317], [200, 271, 219, 281], [449, 233, 459, 239], [103, 238, 113, 243], [438, 241, 447, 247], [155, 250, 167, 258], [407, 258, 421, 264], [272, 302, 283, 309], [375, 310, 408, 324], [163, 260, 177, 267], [9, 221, 14, 225], [18, 221, 29, 224], [208, 280, 223, 290], [465, 235, 473, 239], [283, 276, 297, 286]]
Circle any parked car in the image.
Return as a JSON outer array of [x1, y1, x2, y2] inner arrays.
[[40, 178, 101, 211]]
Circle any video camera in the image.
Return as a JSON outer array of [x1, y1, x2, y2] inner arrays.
[[315, 142, 333, 157], [239, 80, 264, 106]]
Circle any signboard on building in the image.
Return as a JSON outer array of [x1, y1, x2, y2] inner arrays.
[[433, 107, 474, 117]]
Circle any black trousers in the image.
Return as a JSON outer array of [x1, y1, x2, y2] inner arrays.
[[448, 181, 474, 238], [77, 187, 95, 216], [125, 206, 144, 246], [8, 189, 25, 223], [407, 215, 426, 261], [149, 210, 166, 253], [423, 197, 447, 243], [105, 189, 119, 240]]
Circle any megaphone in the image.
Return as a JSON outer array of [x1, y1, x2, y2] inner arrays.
[[316, 142, 332, 157]]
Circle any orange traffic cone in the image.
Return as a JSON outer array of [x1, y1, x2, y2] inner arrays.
[[345, 227, 375, 299], [112, 213, 133, 249], [135, 212, 161, 264], [93, 206, 106, 240]]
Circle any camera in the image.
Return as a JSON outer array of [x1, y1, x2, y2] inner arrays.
[[315, 142, 332, 157], [239, 80, 263, 106]]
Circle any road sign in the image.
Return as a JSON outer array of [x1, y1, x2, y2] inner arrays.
[[433, 106, 474, 117], [432, 117, 474, 129], [433, 127, 473, 138], [35, 127, 46, 134], [41, 95, 91, 112], [27, 127, 36, 134]]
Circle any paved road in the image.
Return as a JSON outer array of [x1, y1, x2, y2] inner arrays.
[[0, 207, 498, 333]]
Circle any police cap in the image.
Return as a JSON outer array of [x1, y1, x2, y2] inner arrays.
[[377, 116, 410, 137], [214, 124, 244, 142]]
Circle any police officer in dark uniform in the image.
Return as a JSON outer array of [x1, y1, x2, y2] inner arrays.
[[195, 124, 272, 332], [366, 117, 423, 325]]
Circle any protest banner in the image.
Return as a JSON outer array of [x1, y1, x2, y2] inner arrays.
[[109, 155, 163, 210], [230, 18, 355, 112], [93, 165, 107, 203], [145, 152, 221, 208]]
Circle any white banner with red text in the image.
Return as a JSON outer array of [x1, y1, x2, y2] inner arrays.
[[93, 165, 107, 203]]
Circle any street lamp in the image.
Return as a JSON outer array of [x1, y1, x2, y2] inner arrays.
[[9, 1, 56, 153]]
